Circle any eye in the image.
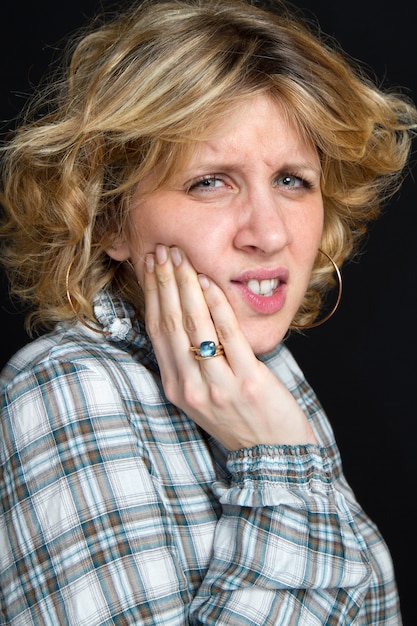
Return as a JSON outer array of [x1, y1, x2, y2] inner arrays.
[[274, 173, 312, 189], [187, 175, 227, 192]]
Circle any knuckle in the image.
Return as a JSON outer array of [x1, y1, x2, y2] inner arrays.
[[215, 321, 237, 344], [156, 271, 172, 287], [207, 383, 229, 409], [162, 376, 179, 404], [182, 380, 204, 409], [162, 313, 180, 336], [145, 312, 181, 339], [145, 317, 162, 340], [239, 377, 259, 403], [176, 270, 193, 288], [183, 312, 199, 333]]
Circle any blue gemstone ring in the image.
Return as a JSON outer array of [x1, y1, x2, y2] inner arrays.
[[190, 341, 224, 360]]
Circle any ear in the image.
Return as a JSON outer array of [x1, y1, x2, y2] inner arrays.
[[105, 237, 130, 262]]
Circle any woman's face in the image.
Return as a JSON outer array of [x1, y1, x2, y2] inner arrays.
[[113, 95, 324, 355]]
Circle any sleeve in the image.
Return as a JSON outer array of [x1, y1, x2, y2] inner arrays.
[[190, 445, 373, 624], [0, 358, 376, 626], [0, 358, 193, 625]]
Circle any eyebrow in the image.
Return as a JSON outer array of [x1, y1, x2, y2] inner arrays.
[[182, 160, 322, 178]]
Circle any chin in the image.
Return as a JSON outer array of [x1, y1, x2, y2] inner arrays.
[[245, 328, 286, 357], [252, 342, 281, 357], [236, 312, 294, 356]]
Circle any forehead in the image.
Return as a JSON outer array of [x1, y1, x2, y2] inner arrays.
[[135, 94, 319, 193], [181, 95, 320, 171]]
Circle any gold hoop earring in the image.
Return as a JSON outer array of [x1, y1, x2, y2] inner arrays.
[[65, 257, 110, 335], [290, 248, 342, 330]]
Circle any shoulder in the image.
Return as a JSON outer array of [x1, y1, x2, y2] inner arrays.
[[0, 324, 166, 465], [0, 323, 158, 410]]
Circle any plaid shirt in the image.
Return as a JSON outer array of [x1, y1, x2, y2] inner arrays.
[[0, 292, 401, 625]]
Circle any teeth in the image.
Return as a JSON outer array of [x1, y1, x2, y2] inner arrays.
[[247, 278, 279, 296]]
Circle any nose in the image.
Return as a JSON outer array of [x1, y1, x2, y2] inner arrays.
[[233, 187, 291, 255]]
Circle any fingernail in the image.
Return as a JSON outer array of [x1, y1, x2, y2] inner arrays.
[[170, 247, 182, 267], [198, 274, 210, 289], [155, 244, 168, 264], [145, 254, 155, 272]]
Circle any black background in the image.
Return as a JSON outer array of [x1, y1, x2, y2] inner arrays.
[[1, 1, 416, 623]]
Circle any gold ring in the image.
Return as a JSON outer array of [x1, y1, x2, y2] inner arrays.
[[190, 341, 224, 360]]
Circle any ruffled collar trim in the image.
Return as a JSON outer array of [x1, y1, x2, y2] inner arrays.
[[93, 290, 159, 372]]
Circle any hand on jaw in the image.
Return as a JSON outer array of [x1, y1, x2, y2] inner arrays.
[[142, 245, 317, 451]]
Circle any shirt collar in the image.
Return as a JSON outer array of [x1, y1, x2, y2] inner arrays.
[[93, 290, 160, 373]]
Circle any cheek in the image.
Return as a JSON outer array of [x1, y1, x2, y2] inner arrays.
[[292, 207, 323, 254], [289, 205, 324, 281], [178, 222, 233, 276], [127, 203, 224, 282], [302, 200, 324, 247], [127, 199, 173, 256]]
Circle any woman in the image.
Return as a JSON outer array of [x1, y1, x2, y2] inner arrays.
[[1, 0, 415, 623]]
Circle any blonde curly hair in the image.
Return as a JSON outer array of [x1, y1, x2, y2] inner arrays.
[[1, 0, 416, 332]]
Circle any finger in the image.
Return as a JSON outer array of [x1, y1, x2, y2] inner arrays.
[[152, 245, 186, 342], [170, 247, 218, 342], [151, 245, 221, 373], [143, 252, 178, 368], [197, 273, 258, 376], [170, 248, 231, 372]]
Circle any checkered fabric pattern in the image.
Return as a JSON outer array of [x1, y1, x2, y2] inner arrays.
[[0, 292, 401, 624]]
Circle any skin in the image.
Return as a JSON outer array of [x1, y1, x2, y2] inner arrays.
[[107, 95, 323, 450]]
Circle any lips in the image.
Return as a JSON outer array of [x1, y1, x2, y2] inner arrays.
[[232, 267, 288, 314]]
